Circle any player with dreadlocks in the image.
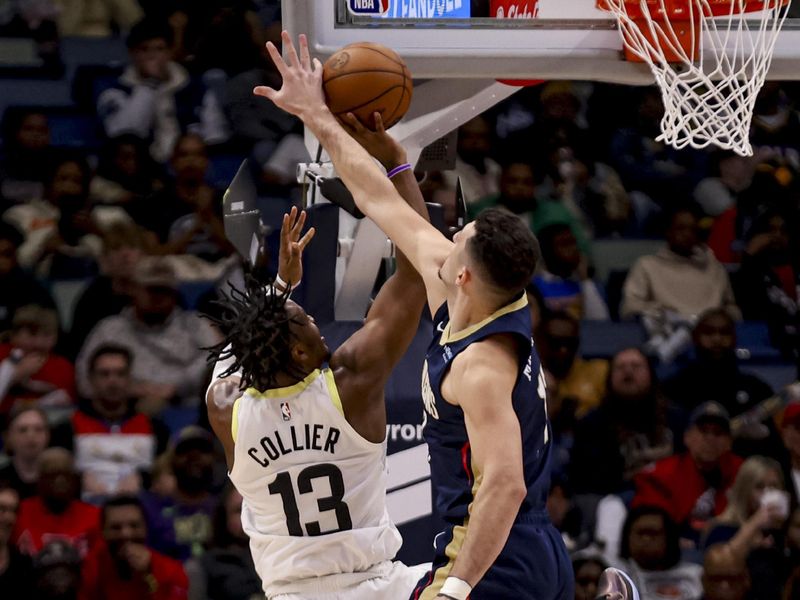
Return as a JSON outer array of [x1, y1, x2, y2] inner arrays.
[[205, 127, 432, 600]]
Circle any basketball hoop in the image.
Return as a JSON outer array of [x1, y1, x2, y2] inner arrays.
[[597, 0, 792, 156]]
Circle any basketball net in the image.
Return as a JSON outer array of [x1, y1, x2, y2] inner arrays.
[[599, 0, 792, 156]]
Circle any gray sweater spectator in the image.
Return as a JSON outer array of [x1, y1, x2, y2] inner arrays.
[[75, 257, 220, 410], [97, 18, 229, 164]]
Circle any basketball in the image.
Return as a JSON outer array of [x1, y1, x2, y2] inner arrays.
[[322, 42, 413, 130]]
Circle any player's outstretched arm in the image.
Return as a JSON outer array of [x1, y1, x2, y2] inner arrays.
[[439, 337, 527, 593], [254, 31, 452, 313], [332, 115, 429, 396]]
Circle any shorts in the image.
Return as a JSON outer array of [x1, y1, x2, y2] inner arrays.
[[411, 513, 574, 599], [271, 561, 430, 600]]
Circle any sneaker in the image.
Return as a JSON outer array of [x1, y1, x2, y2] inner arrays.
[[595, 567, 640, 600]]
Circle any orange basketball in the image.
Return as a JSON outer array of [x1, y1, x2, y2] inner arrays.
[[322, 42, 413, 130]]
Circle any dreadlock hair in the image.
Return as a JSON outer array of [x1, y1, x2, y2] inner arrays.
[[205, 274, 306, 391]]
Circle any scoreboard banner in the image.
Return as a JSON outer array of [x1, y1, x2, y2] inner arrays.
[[348, 0, 471, 18]]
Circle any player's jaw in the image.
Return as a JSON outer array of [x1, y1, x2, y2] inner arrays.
[[286, 301, 331, 372], [438, 222, 476, 292]]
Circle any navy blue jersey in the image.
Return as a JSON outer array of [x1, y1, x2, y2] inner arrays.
[[421, 293, 553, 525], [412, 294, 572, 599]]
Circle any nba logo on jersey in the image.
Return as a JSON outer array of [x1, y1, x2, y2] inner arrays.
[[280, 402, 292, 421], [347, 0, 389, 15]]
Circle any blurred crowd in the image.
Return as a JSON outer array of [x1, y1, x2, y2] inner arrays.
[[0, 2, 798, 599]]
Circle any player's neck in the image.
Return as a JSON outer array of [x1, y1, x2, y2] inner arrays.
[[272, 367, 316, 390], [446, 292, 503, 336]]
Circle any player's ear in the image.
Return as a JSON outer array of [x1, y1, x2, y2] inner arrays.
[[455, 265, 470, 288]]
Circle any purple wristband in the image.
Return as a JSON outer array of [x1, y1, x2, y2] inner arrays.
[[386, 163, 412, 178]]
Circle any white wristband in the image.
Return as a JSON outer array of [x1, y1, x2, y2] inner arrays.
[[275, 274, 299, 292], [440, 577, 472, 600]]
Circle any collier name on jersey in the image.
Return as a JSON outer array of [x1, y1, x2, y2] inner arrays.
[[247, 424, 341, 468]]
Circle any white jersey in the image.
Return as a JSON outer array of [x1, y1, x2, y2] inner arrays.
[[228, 368, 402, 598]]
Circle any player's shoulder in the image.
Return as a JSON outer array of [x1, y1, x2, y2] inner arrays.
[[450, 334, 519, 380]]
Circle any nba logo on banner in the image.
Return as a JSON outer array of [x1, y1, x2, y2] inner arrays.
[[348, 0, 390, 15], [280, 402, 292, 421]]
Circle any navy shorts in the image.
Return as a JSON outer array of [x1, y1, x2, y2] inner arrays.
[[411, 512, 574, 600]]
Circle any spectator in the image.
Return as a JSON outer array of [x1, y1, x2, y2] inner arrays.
[[32, 540, 82, 600], [221, 50, 302, 158], [632, 402, 742, 545], [12, 448, 101, 558], [609, 88, 704, 210], [189, 486, 260, 600], [72, 345, 157, 502], [702, 456, 788, 548], [66, 222, 149, 359], [701, 545, 749, 600], [749, 82, 800, 172], [731, 210, 798, 360], [140, 426, 217, 561], [621, 206, 741, 363], [693, 151, 758, 218], [784, 507, 800, 591], [0, 107, 53, 205], [0, 221, 56, 333], [704, 153, 791, 265], [782, 402, 800, 503], [80, 495, 188, 599], [546, 476, 587, 552], [570, 348, 675, 496], [702, 456, 790, 600], [97, 18, 229, 164], [445, 115, 501, 205], [468, 160, 590, 253], [3, 155, 130, 276], [615, 506, 703, 600], [55, 0, 142, 37], [76, 257, 220, 411], [0, 305, 75, 420], [0, 483, 33, 594], [533, 223, 609, 320], [537, 311, 608, 419], [89, 134, 164, 207], [187, 0, 266, 77], [538, 139, 632, 238], [128, 133, 232, 261], [664, 308, 778, 457], [572, 552, 610, 600], [0, 405, 50, 499], [0, 2, 62, 78]]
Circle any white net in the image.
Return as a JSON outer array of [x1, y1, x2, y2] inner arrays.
[[600, 0, 792, 156]]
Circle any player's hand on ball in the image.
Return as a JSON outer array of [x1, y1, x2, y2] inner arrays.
[[278, 206, 315, 289], [254, 31, 326, 120], [341, 112, 407, 170]]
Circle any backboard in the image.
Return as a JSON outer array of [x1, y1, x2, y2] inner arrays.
[[284, 0, 800, 84]]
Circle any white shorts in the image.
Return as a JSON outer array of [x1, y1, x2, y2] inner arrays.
[[270, 561, 430, 600]]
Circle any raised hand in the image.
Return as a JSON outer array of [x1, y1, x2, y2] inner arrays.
[[254, 32, 327, 120], [341, 112, 407, 170], [278, 206, 315, 289]]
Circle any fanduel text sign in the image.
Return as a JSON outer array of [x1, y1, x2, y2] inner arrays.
[[385, 0, 471, 18]]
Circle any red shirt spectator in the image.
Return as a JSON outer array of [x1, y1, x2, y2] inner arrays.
[[632, 402, 742, 541], [79, 496, 188, 600], [0, 305, 75, 418], [12, 448, 100, 558]]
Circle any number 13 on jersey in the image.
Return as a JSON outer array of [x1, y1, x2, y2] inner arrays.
[[268, 463, 353, 536]]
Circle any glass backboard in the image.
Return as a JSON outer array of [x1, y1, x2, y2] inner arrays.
[[283, 0, 800, 83]]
